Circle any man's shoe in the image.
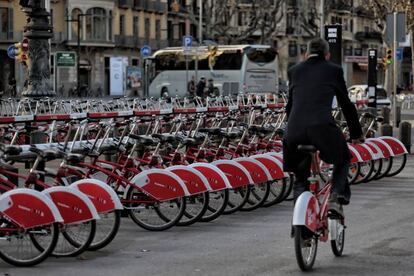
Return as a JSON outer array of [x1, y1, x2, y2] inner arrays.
[[328, 193, 344, 218]]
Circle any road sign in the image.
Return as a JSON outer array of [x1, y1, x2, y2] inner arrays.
[[396, 48, 403, 61], [141, 45, 152, 58], [7, 45, 16, 59], [386, 12, 406, 44], [367, 49, 377, 108], [56, 52, 76, 67], [183, 36, 193, 55]]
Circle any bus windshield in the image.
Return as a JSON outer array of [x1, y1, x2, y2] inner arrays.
[[245, 47, 277, 64]]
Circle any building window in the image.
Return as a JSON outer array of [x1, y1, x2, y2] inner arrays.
[[288, 41, 297, 57], [0, 8, 9, 39], [238, 11, 246, 26], [286, 12, 296, 35], [71, 8, 83, 40], [145, 17, 150, 43], [133, 16, 139, 37], [120, 15, 125, 35], [109, 11, 113, 39], [86, 7, 107, 40], [350, 19, 353, 33], [156, 19, 161, 41]]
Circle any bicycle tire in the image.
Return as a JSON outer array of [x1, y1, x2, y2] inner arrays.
[[282, 174, 295, 201], [353, 160, 374, 184], [176, 192, 209, 226], [329, 218, 345, 257], [294, 226, 318, 271], [126, 188, 186, 231], [262, 178, 287, 207], [374, 157, 392, 180], [200, 189, 229, 222], [240, 182, 270, 211], [222, 186, 250, 215], [367, 159, 382, 182], [386, 154, 407, 177], [348, 163, 360, 184], [31, 220, 96, 257], [88, 210, 121, 251], [0, 222, 59, 267]]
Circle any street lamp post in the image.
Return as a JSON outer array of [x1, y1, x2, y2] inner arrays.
[[19, 0, 55, 97], [67, 13, 91, 97]]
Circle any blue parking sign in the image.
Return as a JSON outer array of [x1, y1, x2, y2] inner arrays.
[[396, 48, 403, 61], [183, 36, 193, 48], [141, 45, 152, 58]]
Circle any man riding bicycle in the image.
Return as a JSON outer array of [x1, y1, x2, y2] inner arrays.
[[283, 38, 364, 217]]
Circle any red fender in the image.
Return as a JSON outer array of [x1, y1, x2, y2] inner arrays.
[[71, 179, 123, 213], [43, 187, 100, 225], [130, 169, 190, 202], [0, 188, 63, 229], [267, 152, 284, 163], [211, 160, 253, 188], [366, 138, 393, 158], [234, 157, 272, 184], [166, 165, 211, 195], [363, 141, 384, 160], [379, 136, 408, 156], [190, 163, 232, 191], [251, 154, 287, 180], [348, 144, 372, 162]]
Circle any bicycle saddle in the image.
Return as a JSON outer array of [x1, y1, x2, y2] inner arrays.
[[129, 134, 158, 146], [198, 128, 221, 135], [0, 144, 22, 155], [66, 153, 85, 164], [297, 145, 317, 153], [151, 133, 177, 144], [222, 131, 242, 139]]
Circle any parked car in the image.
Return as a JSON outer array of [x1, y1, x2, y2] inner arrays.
[[348, 85, 391, 109]]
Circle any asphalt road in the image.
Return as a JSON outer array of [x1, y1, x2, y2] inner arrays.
[[1, 156, 413, 276]]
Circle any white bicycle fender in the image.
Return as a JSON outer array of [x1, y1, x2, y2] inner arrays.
[[292, 192, 319, 233]]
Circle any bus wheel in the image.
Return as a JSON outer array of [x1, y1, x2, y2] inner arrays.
[[161, 87, 169, 98]]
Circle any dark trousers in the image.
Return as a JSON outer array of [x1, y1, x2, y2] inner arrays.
[[293, 155, 351, 202]]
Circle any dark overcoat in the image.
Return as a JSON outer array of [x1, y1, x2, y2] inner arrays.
[[283, 56, 363, 172]]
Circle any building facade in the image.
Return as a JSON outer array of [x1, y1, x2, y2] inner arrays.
[[0, 0, 169, 97]]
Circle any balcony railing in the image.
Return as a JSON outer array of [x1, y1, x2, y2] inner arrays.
[[355, 31, 382, 42], [119, 0, 133, 9]]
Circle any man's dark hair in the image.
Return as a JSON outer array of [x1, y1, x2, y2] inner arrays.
[[307, 38, 329, 57]]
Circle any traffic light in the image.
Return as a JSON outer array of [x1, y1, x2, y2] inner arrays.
[[14, 38, 30, 67], [386, 48, 393, 65]]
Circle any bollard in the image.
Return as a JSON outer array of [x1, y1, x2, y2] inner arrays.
[[396, 105, 401, 128], [381, 107, 391, 124], [380, 123, 393, 137], [399, 121, 412, 153]]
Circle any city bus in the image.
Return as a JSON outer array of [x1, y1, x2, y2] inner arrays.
[[146, 45, 279, 98]]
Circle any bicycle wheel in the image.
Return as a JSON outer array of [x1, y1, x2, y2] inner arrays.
[[329, 218, 345, 257], [348, 163, 360, 184], [282, 174, 295, 201], [32, 220, 96, 257], [222, 186, 250, 215], [294, 226, 318, 271], [353, 160, 374, 184], [176, 192, 209, 226], [241, 182, 270, 211], [374, 157, 392, 180], [0, 221, 59, 267], [200, 189, 229, 222], [367, 159, 382, 182], [88, 210, 121, 251], [126, 189, 185, 231], [262, 178, 287, 207], [386, 154, 407, 177]]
